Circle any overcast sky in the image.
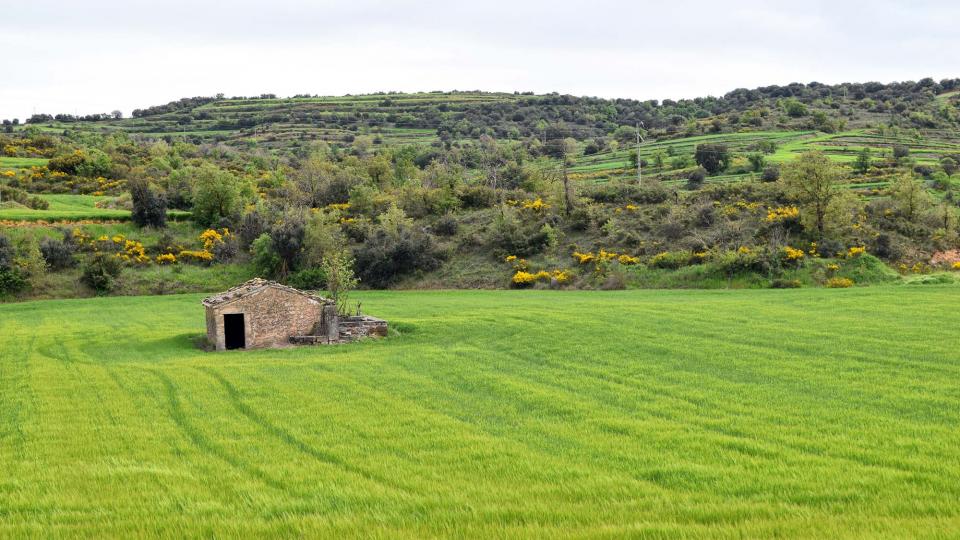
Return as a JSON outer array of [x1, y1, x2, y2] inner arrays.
[[2, 0, 958, 120]]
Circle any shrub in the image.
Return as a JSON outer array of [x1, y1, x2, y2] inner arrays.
[[212, 237, 238, 262], [397, 186, 460, 218], [712, 249, 765, 276], [0, 268, 26, 295], [39, 237, 76, 270], [270, 217, 306, 277], [687, 167, 706, 190], [510, 271, 536, 288], [80, 253, 122, 293], [585, 182, 671, 204], [694, 144, 730, 175], [353, 228, 444, 288], [649, 251, 695, 269], [129, 179, 167, 228], [487, 207, 550, 257], [0, 234, 14, 270], [942, 157, 958, 176], [770, 278, 801, 289], [826, 277, 854, 288], [761, 166, 780, 182], [251, 233, 281, 278], [599, 270, 627, 290], [458, 184, 498, 208], [287, 267, 328, 290], [238, 210, 268, 250], [433, 214, 459, 236]]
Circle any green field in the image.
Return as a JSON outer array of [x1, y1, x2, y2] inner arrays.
[[2, 288, 959, 537], [0, 194, 189, 222], [0, 156, 49, 169], [0, 194, 131, 222]]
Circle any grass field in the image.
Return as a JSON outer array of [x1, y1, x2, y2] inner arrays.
[[0, 194, 131, 222], [0, 194, 190, 222], [0, 156, 49, 169], [2, 288, 960, 537]]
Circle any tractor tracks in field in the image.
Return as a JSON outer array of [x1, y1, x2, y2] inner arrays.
[[143, 368, 292, 495], [0, 334, 35, 459], [195, 366, 411, 495]]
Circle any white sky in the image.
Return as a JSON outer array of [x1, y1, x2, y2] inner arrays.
[[2, 0, 958, 120]]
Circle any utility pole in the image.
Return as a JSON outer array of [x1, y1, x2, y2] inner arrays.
[[636, 121, 645, 186]]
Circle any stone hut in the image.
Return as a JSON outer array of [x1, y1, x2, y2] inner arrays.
[[201, 278, 386, 351]]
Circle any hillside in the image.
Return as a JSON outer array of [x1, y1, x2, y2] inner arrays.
[[1, 78, 960, 300]]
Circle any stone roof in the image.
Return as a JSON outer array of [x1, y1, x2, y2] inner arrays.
[[201, 278, 332, 308]]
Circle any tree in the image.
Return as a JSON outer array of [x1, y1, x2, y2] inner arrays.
[[15, 235, 46, 289], [269, 214, 306, 279], [687, 167, 706, 190], [80, 252, 122, 294], [784, 99, 808, 118], [888, 174, 931, 222], [893, 145, 910, 161], [129, 179, 167, 228], [652, 150, 666, 169], [292, 154, 339, 207], [747, 153, 765, 173], [0, 234, 26, 296], [854, 147, 872, 175], [191, 164, 243, 226], [694, 144, 730, 175], [781, 151, 844, 240], [942, 157, 958, 176], [323, 250, 359, 315], [303, 210, 345, 267], [366, 154, 393, 188]]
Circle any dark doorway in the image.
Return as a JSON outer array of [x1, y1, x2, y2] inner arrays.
[[224, 313, 245, 350]]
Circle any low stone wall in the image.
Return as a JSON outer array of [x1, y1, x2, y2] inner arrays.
[[338, 316, 388, 341], [289, 316, 387, 345]]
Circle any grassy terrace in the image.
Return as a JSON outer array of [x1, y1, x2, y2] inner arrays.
[[2, 287, 959, 537], [0, 156, 49, 169], [0, 194, 190, 222]]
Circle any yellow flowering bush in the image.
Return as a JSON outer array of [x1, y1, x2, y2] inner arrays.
[[597, 249, 618, 262], [782, 246, 805, 261], [552, 269, 573, 283], [511, 271, 537, 286], [155, 253, 177, 265], [952, 262, 960, 271], [533, 270, 551, 281], [572, 251, 595, 264], [617, 254, 640, 265], [847, 246, 866, 258], [766, 206, 799, 223], [826, 277, 854, 288], [520, 198, 550, 212], [178, 250, 214, 264], [650, 251, 692, 269], [200, 228, 230, 250]]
